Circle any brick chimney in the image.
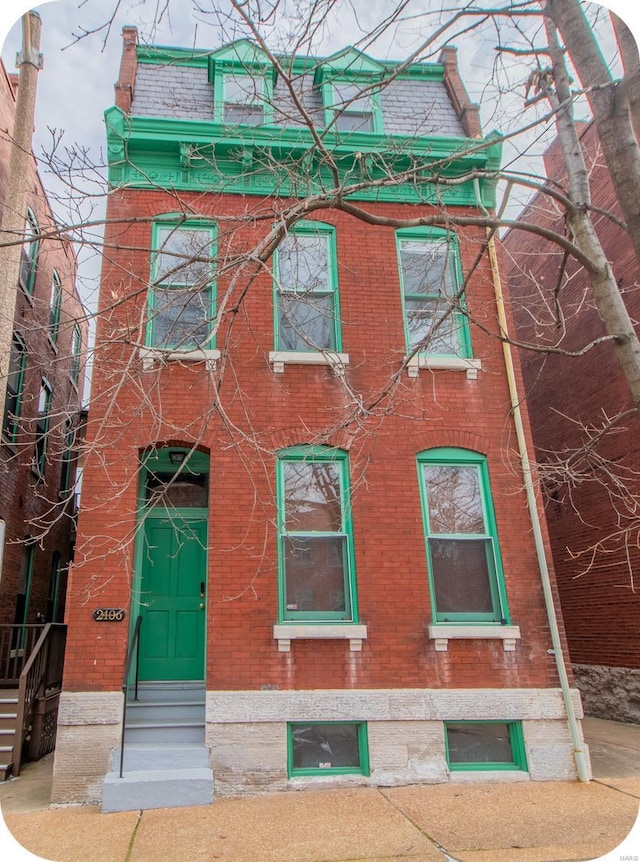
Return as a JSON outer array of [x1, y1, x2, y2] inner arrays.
[[114, 25, 138, 113], [439, 46, 481, 139]]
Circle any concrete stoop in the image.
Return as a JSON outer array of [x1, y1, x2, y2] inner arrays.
[[102, 743, 213, 812], [102, 682, 212, 812]]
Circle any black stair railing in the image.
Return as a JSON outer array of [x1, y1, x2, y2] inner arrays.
[[119, 615, 142, 778]]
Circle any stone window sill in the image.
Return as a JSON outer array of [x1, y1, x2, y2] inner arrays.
[[407, 356, 481, 379], [139, 346, 220, 371], [273, 623, 367, 653], [428, 624, 520, 652], [269, 351, 349, 376]]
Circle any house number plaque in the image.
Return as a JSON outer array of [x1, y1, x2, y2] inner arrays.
[[93, 608, 126, 622]]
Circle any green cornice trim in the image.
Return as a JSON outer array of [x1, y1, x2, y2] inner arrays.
[[105, 106, 502, 207]]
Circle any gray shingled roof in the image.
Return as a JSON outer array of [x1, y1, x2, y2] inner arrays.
[[130, 62, 466, 138]]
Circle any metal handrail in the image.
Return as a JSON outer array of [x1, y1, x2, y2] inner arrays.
[[119, 614, 142, 778]]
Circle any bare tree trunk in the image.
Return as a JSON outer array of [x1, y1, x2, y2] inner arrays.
[[611, 12, 640, 145], [544, 15, 640, 413], [544, 0, 640, 276]]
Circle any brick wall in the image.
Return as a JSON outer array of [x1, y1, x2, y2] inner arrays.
[[503, 122, 640, 671], [64, 188, 563, 693]]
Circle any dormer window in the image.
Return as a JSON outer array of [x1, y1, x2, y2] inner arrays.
[[332, 81, 375, 132], [223, 73, 265, 126]]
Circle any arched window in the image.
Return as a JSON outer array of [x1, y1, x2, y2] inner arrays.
[[276, 446, 357, 622], [19, 208, 40, 295], [417, 448, 509, 623]]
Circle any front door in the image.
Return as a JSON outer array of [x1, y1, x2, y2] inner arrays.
[[138, 516, 207, 681]]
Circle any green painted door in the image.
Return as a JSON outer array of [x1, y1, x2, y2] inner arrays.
[[138, 517, 207, 681]]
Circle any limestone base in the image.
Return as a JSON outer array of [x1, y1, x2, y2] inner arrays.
[[573, 664, 640, 723], [50, 687, 589, 804]]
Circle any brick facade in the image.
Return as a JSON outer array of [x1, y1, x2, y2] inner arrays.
[[0, 60, 87, 628], [503, 122, 640, 721], [54, 31, 586, 803]]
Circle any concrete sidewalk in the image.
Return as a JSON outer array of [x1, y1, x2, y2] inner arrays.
[[1, 717, 639, 862]]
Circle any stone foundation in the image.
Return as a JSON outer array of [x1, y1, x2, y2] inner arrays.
[[50, 687, 588, 804], [573, 664, 640, 723]]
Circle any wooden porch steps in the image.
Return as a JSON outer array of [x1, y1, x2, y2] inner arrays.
[[0, 692, 19, 781]]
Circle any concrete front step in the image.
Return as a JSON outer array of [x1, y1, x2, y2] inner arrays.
[[103, 743, 213, 812], [124, 720, 205, 744], [102, 767, 213, 812], [125, 701, 205, 722], [132, 682, 205, 703]]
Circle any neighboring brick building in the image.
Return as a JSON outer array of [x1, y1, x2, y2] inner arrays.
[[53, 29, 590, 810], [0, 60, 87, 634], [503, 123, 640, 723]]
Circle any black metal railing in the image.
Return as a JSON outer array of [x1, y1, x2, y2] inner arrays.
[[119, 615, 142, 778], [14, 623, 67, 777]]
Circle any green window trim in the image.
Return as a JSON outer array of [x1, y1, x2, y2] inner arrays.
[[276, 446, 358, 623], [396, 227, 472, 359], [59, 416, 77, 495], [19, 208, 40, 296], [273, 221, 342, 353], [417, 448, 510, 625], [70, 323, 82, 387], [444, 721, 528, 772], [34, 378, 53, 478], [3, 332, 27, 444], [213, 68, 274, 127], [319, 77, 383, 135], [49, 270, 62, 345], [146, 218, 217, 351], [287, 721, 370, 778]]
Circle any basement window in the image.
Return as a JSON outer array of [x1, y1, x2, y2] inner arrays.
[[288, 722, 369, 777], [445, 721, 527, 772]]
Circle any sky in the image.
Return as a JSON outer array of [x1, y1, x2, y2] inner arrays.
[[1, 3, 640, 860]]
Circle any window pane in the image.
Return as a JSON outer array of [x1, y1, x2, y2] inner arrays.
[[400, 241, 455, 296], [223, 104, 264, 125], [405, 298, 460, 354], [423, 465, 484, 534], [429, 537, 494, 614], [225, 74, 262, 104], [145, 471, 209, 508], [291, 724, 360, 770], [284, 536, 346, 613], [333, 82, 371, 112], [335, 112, 374, 132], [447, 723, 513, 764], [152, 287, 210, 349], [284, 461, 342, 531], [279, 234, 329, 293], [156, 228, 213, 286], [279, 294, 335, 351]]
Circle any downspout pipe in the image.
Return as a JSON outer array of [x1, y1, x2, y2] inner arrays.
[[474, 179, 590, 781]]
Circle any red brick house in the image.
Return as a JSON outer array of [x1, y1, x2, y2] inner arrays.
[[0, 59, 87, 637], [503, 122, 640, 724], [52, 29, 590, 810]]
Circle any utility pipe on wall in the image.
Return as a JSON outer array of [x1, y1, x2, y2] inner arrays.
[[474, 180, 590, 781]]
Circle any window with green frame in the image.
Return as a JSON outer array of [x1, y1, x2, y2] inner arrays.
[[277, 447, 357, 622], [417, 448, 509, 623], [34, 378, 53, 478], [222, 71, 269, 125], [397, 229, 472, 357], [49, 270, 62, 344], [274, 222, 341, 352], [19, 209, 40, 296], [445, 721, 527, 771], [70, 323, 82, 386], [288, 722, 369, 777], [3, 333, 27, 443], [323, 79, 383, 133], [147, 220, 217, 351]]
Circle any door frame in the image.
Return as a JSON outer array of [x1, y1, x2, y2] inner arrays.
[[131, 446, 210, 683]]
